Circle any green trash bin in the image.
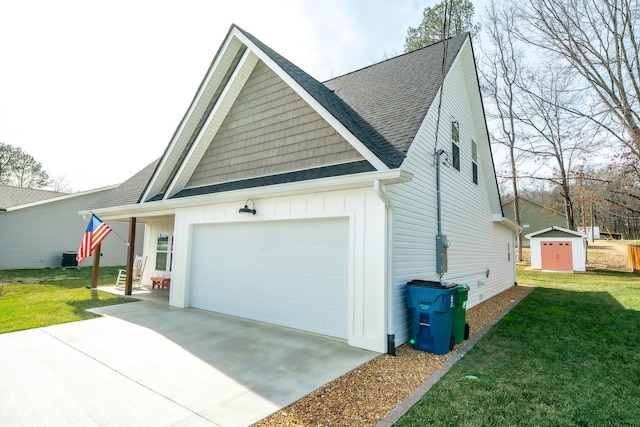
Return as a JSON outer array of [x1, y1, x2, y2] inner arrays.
[[452, 284, 470, 344]]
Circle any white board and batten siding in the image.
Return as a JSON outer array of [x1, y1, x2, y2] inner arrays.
[[387, 39, 516, 346], [163, 188, 389, 353]]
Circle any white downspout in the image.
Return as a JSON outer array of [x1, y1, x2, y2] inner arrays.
[[374, 180, 395, 356]]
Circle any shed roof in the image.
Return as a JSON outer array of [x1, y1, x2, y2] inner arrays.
[[525, 226, 586, 239]]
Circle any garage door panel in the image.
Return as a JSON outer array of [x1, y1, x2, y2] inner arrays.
[[190, 218, 349, 339]]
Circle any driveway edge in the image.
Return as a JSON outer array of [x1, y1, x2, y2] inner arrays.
[[376, 286, 534, 427]]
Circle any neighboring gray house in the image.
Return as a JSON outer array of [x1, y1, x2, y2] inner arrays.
[[87, 25, 520, 354], [502, 197, 567, 247], [0, 184, 144, 269]]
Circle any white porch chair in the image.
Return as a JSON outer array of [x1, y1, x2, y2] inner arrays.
[[116, 255, 147, 289]]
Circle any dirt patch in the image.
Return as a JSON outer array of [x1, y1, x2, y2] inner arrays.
[[585, 241, 632, 270], [254, 285, 531, 427]]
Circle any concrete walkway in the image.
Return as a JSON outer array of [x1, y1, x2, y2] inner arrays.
[[0, 301, 376, 426]]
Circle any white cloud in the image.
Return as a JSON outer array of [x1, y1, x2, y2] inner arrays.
[[0, 0, 425, 191]]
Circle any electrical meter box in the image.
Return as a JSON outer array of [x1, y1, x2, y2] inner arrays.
[[436, 234, 448, 273]]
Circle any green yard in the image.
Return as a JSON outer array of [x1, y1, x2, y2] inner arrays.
[[396, 266, 640, 426], [0, 266, 134, 334], [2, 249, 640, 426]]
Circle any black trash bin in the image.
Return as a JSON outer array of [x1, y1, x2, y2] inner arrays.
[[61, 251, 78, 268], [406, 280, 456, 355]]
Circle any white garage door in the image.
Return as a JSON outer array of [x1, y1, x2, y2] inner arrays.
[[189, 218, 349, 339]]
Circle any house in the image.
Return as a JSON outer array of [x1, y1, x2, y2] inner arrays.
[[502, 197, 567, 246], [0, 184, 144, 269], [85, 25, 520, 354], [525, 226, 587, 272]]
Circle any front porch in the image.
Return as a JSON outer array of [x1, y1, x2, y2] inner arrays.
[[99, 284, 170, 305]]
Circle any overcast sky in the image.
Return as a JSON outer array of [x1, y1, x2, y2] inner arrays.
[[1, 0, 486, 192]]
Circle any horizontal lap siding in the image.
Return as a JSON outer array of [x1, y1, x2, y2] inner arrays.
[[0, 192, 144, 269], [187, 60, 363, 188], [389, 41, 515, 345]]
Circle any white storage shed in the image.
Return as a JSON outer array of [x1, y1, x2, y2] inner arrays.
[[526, 226, 587, 272]]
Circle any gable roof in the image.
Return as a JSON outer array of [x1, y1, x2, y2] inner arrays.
[[99, 25, 469, 208], [0, 185, 66, 211], [502, 196, 566, 218], [323, 33, 466, 165], [525, 226, 586, 239]]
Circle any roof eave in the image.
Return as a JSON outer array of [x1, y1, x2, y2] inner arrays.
[[83, 169, 413, 221], [493, 214, 523, 233]]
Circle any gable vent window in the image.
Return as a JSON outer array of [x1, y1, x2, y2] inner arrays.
[[472, 139, 478, 184], [451, 118, 460, 171]]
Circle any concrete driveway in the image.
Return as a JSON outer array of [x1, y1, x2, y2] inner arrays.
[[0, 300, 377, 426]]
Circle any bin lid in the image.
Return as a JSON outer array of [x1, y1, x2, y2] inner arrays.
[[407, 279, 457, 289]]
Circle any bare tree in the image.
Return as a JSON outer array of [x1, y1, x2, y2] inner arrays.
[[49, 175, 74, 193], [480, 0, 528, 259], [516, 63, 600, 230], [521, 0, 640, 163]]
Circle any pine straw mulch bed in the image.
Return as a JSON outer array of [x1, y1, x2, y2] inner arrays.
[[254, 285, 532, 427]]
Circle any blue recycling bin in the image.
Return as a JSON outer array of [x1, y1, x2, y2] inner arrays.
[[406, 280, 456, 355]]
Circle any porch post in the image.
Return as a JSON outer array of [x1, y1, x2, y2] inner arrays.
[[124, 217, 137, 296], [91, 243, 101, 288]]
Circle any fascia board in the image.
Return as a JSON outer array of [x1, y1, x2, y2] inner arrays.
[[86, 169, 412, 220], [233, 29, 389, 172], [524, 226, 586, 239], [141, 32, 244, 203], [5, 185, 119, 212], [164, 48, 258, 199], [492, 214, 523, 233]]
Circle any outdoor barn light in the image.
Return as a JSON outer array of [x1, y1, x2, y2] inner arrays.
[[238, 199, 256, 215]]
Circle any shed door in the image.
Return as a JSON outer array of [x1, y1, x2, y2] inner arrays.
[[541, 241, 573, 271], [189, 218, 349, 339]]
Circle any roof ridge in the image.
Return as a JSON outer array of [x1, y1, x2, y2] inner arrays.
[[323, 32, 469, 83]]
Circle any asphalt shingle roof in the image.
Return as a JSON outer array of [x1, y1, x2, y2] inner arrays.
[[89, 159, 160, 210], [0, 185, 66, 210], [323, 33, 467, 166], [95, 27, 470, 208], [239, 26, 467, 168]]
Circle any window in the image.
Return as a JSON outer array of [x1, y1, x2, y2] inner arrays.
[[471, 139, 478, 184], [451, 118, 460, 171], [155, 233, 173, 272]]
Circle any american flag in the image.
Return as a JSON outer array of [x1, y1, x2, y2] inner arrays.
[[76, 214, 112, 263]]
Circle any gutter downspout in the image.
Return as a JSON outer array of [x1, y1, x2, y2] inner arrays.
[[375, 180, 395, 356]]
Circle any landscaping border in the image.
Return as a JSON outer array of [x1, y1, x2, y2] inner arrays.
[[376, 286, 534, 426]]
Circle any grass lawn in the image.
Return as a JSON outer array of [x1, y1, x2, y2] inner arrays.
[[0, 267, 135, 334], [396, 266, 640, 426]]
